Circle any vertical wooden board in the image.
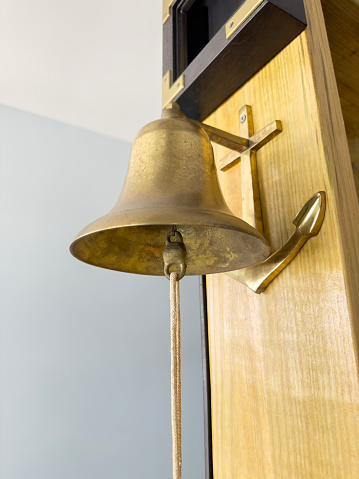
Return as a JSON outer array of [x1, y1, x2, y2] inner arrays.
[[205, 0, 359, 477], [321, 0, 359, 141]]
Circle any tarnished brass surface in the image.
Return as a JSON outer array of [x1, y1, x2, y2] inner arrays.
[[191, 120, 249, 153], [219, 105, 282, 233], [227, 192, 327, 293], [226, 0, 264, 40], [70, 103, 270, 276], [162, 71, 185, 110], [216, 106, 326, 292]]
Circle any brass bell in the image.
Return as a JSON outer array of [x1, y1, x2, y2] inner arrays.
[[70, 103, 270, 276]]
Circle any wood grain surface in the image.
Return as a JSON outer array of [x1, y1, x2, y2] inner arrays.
[[204, 0, 359, 477], [321, 0, 359, 196], [164, 0, 306, 120], [322, 0, 359, 140]]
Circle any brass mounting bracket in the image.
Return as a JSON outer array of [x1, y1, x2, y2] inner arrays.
[[226, 0, 264, 39], [163, 0, 175, 24], [219, 105, 282, 234], [162, 71, 185, 110], [207, 105, 326, 293], [227, 191, 326, 293], [162, 102, 326, 292]]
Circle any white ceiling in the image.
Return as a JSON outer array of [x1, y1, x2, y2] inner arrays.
[[0, 0, 162, 142]]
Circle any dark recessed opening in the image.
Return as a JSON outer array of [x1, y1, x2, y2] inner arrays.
[[187, 1, 209, 65], [174, 0, 244, 77]]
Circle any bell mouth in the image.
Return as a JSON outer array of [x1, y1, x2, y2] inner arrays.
[[70, 207, 270, 276]]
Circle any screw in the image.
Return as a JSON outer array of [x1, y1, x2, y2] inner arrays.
[[230, 22, 234, 28], [240, 114, 246, 123]]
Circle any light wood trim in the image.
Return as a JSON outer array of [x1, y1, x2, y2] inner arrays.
[[321, 0, 359, 197], [322, 0, 359, 141], [205, 0, 359, 476], [304, 0, 359, 351]]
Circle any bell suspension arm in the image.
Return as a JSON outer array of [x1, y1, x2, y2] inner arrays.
[[190, 120, 249, 153]]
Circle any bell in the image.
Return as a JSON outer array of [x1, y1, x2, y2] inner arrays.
[[70, 104, 270, 276]]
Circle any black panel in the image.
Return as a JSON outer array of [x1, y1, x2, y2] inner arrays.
[[163, 0, 307, 120], [270, 0, 306, 23], [173, 0, 245, 77], [163, 7, 175, 76], [206, 0, 245, 40], [187, 1, 209, 66]]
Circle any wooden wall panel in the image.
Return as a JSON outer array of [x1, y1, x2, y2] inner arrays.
[[205, 0, 359, 477], [321, 0, 359, 198]]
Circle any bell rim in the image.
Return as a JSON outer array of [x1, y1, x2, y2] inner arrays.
[[70, 207, 270, 276], [70, 206, 268, 245]]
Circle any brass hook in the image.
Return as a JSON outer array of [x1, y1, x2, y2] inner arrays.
[[208, 105, 327, 293], [226, 192, 326, 293]]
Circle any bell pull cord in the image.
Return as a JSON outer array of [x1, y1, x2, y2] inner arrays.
[[163, 228, 187, 479]]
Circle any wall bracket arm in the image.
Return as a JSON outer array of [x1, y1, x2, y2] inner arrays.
[[193, 104, 326, 293], [226, 192, 326, 293]]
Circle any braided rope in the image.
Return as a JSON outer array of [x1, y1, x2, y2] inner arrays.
[[170, 272, 182, 479]]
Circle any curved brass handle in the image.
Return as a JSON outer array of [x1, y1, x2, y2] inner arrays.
[[226, 192, 326, 293]]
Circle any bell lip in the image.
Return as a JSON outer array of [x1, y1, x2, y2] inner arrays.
[[69, 207, 270, 276], [70, 206, 268, 247]]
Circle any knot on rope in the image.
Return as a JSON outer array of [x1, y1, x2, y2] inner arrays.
[[163, 229, 187, 280]]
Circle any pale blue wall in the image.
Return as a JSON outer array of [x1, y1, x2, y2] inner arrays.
[[0, 105, 204, 478]]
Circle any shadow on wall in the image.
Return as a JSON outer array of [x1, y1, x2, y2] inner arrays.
[[0, 105, 204, 479]]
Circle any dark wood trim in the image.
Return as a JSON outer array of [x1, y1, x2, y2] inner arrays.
[[163, 0, 306, 120], [199, 275, 213, 479], [163, 2, 176, 77]]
